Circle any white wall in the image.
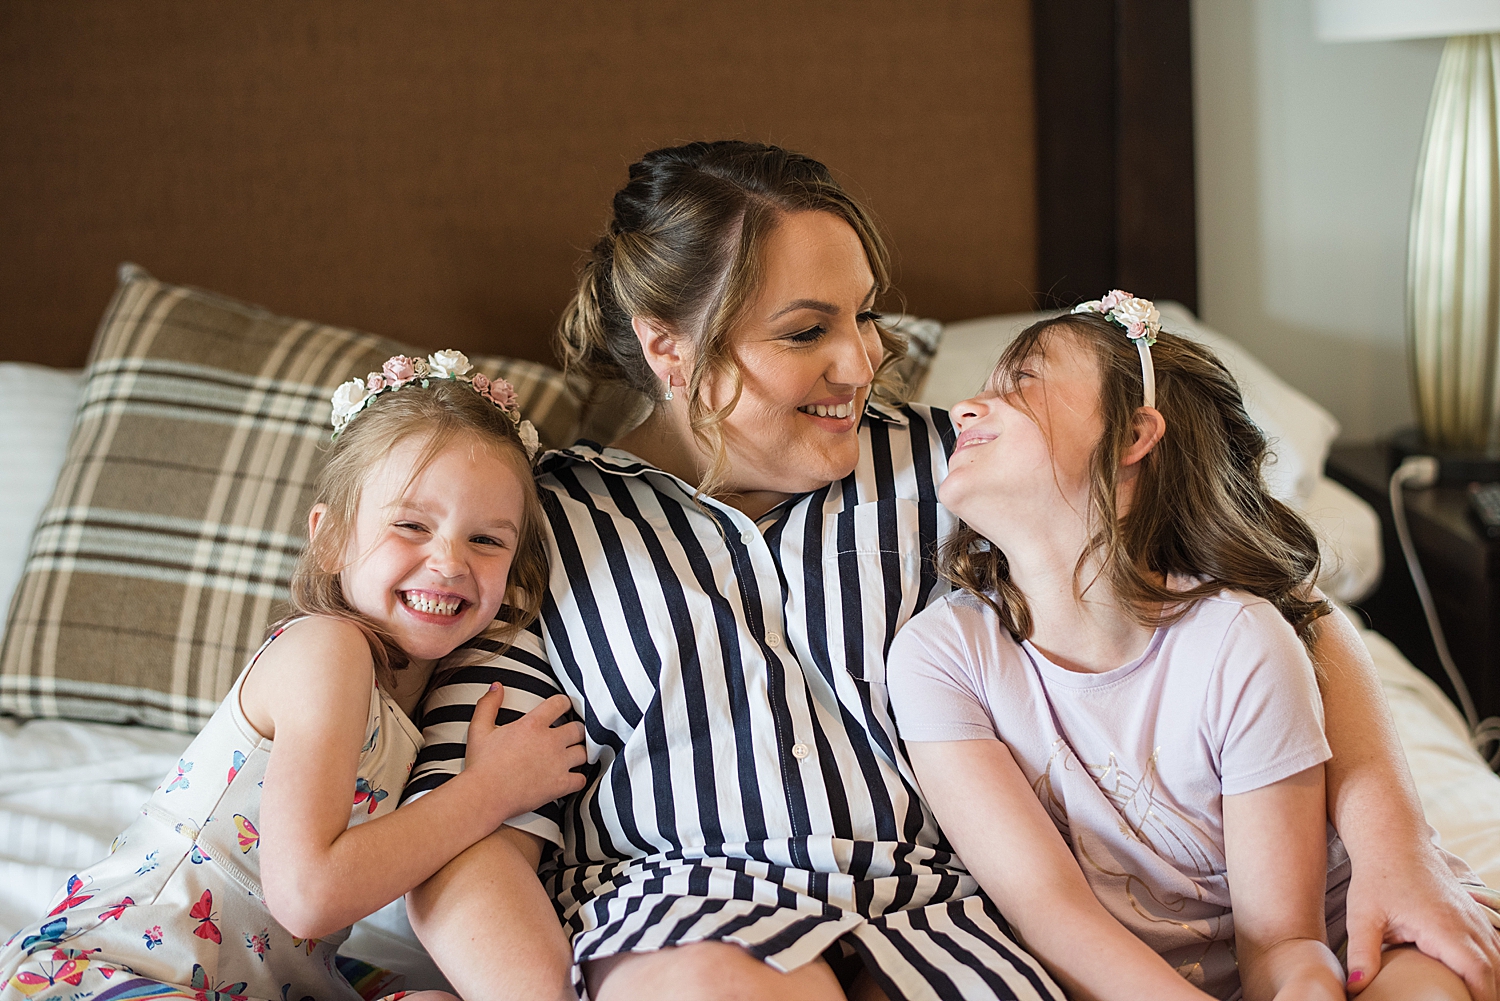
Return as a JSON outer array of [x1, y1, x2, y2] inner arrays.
[[1192, 0, 1444, 443]]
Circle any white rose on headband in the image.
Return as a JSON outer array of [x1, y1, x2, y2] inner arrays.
[[1109, 297, 1160, 337], [330, 378, 371, 429], [427, 350, 472, 378], [518, 419, 540, 460]]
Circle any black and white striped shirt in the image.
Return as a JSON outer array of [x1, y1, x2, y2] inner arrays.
[[406, 403, 1062, 1000]]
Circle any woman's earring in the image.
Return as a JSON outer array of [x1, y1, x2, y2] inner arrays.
[[663, 381, 675, 402]]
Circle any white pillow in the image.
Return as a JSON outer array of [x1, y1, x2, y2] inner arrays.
[[0, 364, 82, 626], [919, 303, 1342, 507]]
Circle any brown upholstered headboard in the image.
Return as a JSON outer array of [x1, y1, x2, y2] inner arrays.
[[0, 1, 1194, 369]]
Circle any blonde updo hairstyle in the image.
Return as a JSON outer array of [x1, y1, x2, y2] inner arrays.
[[284, 378, 548, 682], [559, 140, 907, 496]]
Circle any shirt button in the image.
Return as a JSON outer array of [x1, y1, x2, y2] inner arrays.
[[766, 632, 782, 647], [791, 742, 810, 760], [740, 528, 756, 545]]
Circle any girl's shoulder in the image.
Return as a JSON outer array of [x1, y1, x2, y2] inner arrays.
[[891, 589, 1021, 671], [239, 616, 377, 740]]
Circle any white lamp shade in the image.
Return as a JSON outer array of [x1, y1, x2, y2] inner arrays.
[[1314, 0, 1500, 42]]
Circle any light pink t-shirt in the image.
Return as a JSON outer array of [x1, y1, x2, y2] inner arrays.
[[888, 587, 1345, 999]]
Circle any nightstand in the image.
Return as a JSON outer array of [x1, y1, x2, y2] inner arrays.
[[1325, 444, 1500, 722]]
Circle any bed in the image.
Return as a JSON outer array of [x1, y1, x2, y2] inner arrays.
[[0, 3, 1496, 995]]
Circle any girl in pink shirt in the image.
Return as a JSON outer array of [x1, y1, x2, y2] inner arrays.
[[887, 294, 1486, 1001]]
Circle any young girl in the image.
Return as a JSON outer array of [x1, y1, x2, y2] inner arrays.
[[0, 351, 586, 1001], [887, 295, 1486, 1001]]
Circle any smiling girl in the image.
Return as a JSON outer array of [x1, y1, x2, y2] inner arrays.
[[0, 354, 587, 1001], [887, 297, 1486, 1001]]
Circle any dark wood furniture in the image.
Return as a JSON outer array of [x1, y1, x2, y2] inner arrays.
[[0, 1, 1197, 368], [1327, 444, 1500, 722]]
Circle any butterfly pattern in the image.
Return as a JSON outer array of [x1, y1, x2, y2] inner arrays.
[[351, 778, 388, 815], [98, 898, 133, 922], [0, 625, 421, 1001], [189, 963, 247, 1001], [47, 876, 93, 917], [189, 891, 220, 945], [232, 815, 259, 854], [164, 760, 192, 793], [6, 948, 90, 997]]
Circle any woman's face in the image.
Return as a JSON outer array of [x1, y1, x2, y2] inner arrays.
[[705, 210, 885, 498], [939, 328, 1105, 537]]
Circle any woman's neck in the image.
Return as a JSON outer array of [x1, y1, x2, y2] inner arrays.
[[979, 513, 1158, 674], [613, 408, 792, 519]]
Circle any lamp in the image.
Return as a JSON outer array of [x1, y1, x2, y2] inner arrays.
[[1317, 0, 1500, 473]]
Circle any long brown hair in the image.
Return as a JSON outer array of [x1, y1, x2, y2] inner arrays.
[[283, 378, 548, 685], [557, 140, 907, 496], [939, 311, 1330, 647]]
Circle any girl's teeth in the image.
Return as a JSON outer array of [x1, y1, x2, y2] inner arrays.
[[403, 592, 461, 616]]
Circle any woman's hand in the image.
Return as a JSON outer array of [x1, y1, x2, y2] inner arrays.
[[1310, 602, 1500, 999], [1343, 848, 1499, 999], [460, 684, 587, 829]]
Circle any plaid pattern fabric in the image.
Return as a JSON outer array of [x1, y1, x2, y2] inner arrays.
[[0, 265, 582, 732]]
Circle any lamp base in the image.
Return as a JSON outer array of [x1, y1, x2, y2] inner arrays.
[[1389, 427, 1500, 484]]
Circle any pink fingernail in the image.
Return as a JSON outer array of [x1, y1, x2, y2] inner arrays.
[[489, 682, 501, 691], [1347, 971, 1364, 985]]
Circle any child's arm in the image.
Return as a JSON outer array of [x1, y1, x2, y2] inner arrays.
[[907, 738, 1216, 1001], [246, 617, 587, 939], [1222, 765, 1344, 1001]]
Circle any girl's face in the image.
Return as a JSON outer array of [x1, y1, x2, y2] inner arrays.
[[315, 435, 527, 669], [706, 210, 885, 497], [940, 328, 1105, 535]]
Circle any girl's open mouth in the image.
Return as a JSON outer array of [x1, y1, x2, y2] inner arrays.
[[400, 590, 468, 617]]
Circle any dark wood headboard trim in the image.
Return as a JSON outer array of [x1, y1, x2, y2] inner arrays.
[[1034, 0, 1199, 313]]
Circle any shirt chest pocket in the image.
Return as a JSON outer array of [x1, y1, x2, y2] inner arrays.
[[819, 498, 925, 685]]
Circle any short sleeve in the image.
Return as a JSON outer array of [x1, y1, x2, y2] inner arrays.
[[399, 613, 567, 848], [1209, 601, 1331, 797], [887, 597, 1001, 743]]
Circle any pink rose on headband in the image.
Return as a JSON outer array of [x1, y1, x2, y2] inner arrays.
[[1098, 289, 1130, 312], [470, 372, 490, 394], [366, 372, 386, 392], [484, 378, 519, 411], [383, 356, 417, 384]]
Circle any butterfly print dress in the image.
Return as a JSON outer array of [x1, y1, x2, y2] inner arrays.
[[0, 623, 422, 1001]]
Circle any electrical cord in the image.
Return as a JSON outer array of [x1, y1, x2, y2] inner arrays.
[[1389, 456, 1500, 769]]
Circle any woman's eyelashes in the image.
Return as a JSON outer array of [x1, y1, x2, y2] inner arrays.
[[786, 310, 882, 344]]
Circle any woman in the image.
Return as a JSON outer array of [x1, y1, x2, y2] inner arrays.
[[398, 142, 1499, 1001]]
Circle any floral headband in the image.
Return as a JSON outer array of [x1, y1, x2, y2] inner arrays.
[[1071, 290, 1159, 409], [329, 350, 540, 459]]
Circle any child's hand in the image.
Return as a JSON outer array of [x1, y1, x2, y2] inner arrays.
[[463, 683, 588, 823]]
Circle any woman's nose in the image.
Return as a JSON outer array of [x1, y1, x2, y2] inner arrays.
[[829, 320, 878, 388]]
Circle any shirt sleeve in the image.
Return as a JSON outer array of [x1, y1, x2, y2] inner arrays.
[[399, 611, 568, 848], [1209, 601, 1332, 797], [887, 597, 1001, 743]]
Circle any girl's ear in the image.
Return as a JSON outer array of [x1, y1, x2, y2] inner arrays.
[[1122, 406, 1166, 467], [307, 503, 328, 542], [631, 316, 685, 391]]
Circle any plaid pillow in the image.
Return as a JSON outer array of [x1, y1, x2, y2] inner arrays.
[[0, 265, 581, 731]]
